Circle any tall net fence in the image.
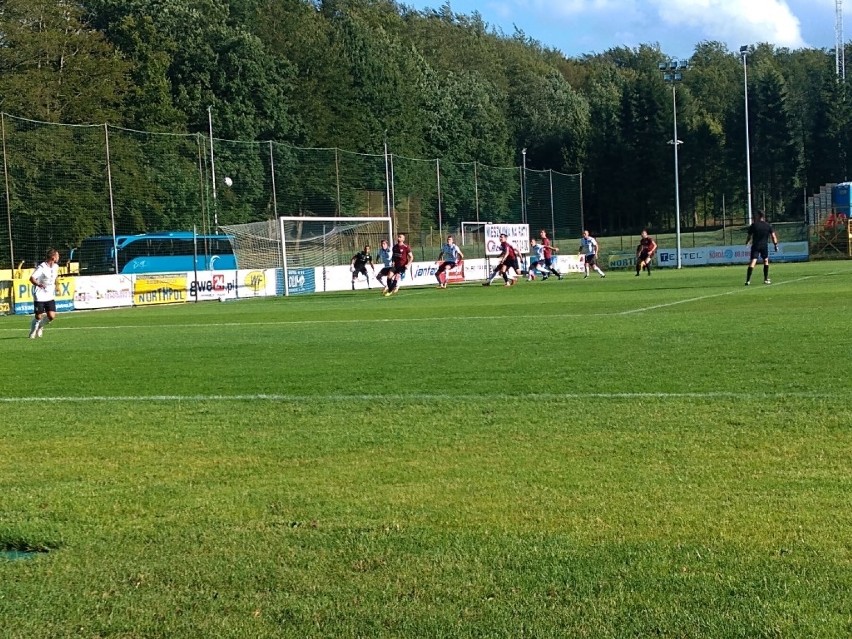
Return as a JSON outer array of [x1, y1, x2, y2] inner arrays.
[[0, 113, 582, 273]]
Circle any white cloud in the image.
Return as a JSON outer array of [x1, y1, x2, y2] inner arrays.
[[441, 0, 836, 55], [652, 0, 808, 49]]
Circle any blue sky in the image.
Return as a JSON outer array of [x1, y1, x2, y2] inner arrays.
[[410, 0, 843, 59]]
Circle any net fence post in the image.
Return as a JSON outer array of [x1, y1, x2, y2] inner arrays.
[[269, 140, 278, 219], [207, 106, 219, 229], [335, 148, 341, 215], [279, 215, 289, 297], [1, 113, 13, 270], [549, 169, 556, 240], [436, 158, 443, 237], [104, 124, 119, 274], [474, 160, 480, 223]]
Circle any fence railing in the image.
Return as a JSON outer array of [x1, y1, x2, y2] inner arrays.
[[0, 113, 582, 270]]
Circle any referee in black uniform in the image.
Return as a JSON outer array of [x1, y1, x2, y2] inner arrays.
[[745, 210, 779, 286]]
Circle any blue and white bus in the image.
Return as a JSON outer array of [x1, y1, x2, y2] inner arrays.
[[78, 231, 237, 276]]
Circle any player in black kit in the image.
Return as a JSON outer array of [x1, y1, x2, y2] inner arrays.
[[745, 210, 779, 286], [350, 245, 374, 289]]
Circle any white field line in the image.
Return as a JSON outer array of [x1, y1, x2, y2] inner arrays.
[[0, 274, 824, 334], [0, 391, 839, 403], [617, 274, 815, 315]]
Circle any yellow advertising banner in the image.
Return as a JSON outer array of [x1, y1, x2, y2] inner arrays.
[[0, 280, 12, 314], [12, 277, 76, 313], [133, 274, 188, 306]]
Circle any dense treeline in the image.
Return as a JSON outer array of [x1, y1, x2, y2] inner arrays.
[[1, 0, 850, 236]]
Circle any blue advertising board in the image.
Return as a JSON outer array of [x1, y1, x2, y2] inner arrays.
[[832, 183, 852, 213], [277, 268, 316, 296]]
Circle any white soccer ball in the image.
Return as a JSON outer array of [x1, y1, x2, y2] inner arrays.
[[224, 176, 233, 187]]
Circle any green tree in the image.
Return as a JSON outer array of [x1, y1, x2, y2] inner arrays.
[[0, 0, 130, 122], [751, 59, 801, 216]]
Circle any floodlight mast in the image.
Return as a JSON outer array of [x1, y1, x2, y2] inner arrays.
[[741, 46, 753, 226], [837, 0, 846, 80], [659, 60, 687, 269]]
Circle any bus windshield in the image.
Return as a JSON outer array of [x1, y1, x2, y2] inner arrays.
[[78, 237, 117, 275]]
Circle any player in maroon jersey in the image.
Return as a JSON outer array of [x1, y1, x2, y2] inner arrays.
[[635, 229, 657, 276], [482, 233, 520, 286], [384, 233, 413, 296], [539, 229, 563, 280]]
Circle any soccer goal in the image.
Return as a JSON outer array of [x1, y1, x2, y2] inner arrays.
[[221, 216, 393, 295], [460, 221, 489, 249]]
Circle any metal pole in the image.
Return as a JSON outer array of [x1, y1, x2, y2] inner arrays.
[[335, 148, 341, 216], [1, 113, 14, 271], [383, 135, 391, 219], [269, 140, 278, 219], [548, 169, 556, 239], [389, 153, 396, 241], [196, 135, 209, 236], [280, 217, 290, 297], [192, 225, 199, 302], [104, 124, 119, 274], [521, 148, 527, 224], [207, 106, 219, 230], [474, 161, 480, 222], [436, 158, 443, 236], [672, 84, 683, 268], [741, 47, 753, 225]]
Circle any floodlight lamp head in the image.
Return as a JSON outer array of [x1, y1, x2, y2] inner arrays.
[[658, 62, 667, 70], [740, 45, 749, 55]]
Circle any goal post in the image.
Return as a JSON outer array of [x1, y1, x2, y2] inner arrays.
[[460, 221, 489, 248], [221, 216, 393, 296]]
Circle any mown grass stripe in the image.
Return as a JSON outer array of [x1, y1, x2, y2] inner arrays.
[[0, 391, 838, 403]]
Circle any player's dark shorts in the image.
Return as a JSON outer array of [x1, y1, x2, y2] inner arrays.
[[378, 266, 392, 278], [437, 260, 456, 273], [545, 256, 558, 268], [34, 300, 56, 315], [583, 254, 596, 266], [529, 260, 541, 270], [502, 257, 520, 272], [392, 264, 407, 275], [750, 244, 770, 261], [352, 265, 368, 278], [637, 249, 651, 262]]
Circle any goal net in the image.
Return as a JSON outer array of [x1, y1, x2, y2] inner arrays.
[[219, 219, 283, 269], [221, 216, 393, 294]]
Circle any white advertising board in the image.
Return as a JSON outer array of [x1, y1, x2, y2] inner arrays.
[[73, 275, 134, 310], [551, 254, 586, 274], [236, 269, 278, 297], [187, 271, 239, 301], [318, 264, 379, 292], [484, 224, 529, 256], [657, 242, 809, 268]]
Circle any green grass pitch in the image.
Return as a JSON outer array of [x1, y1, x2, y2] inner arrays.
[[1, 261, 851, 638]]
